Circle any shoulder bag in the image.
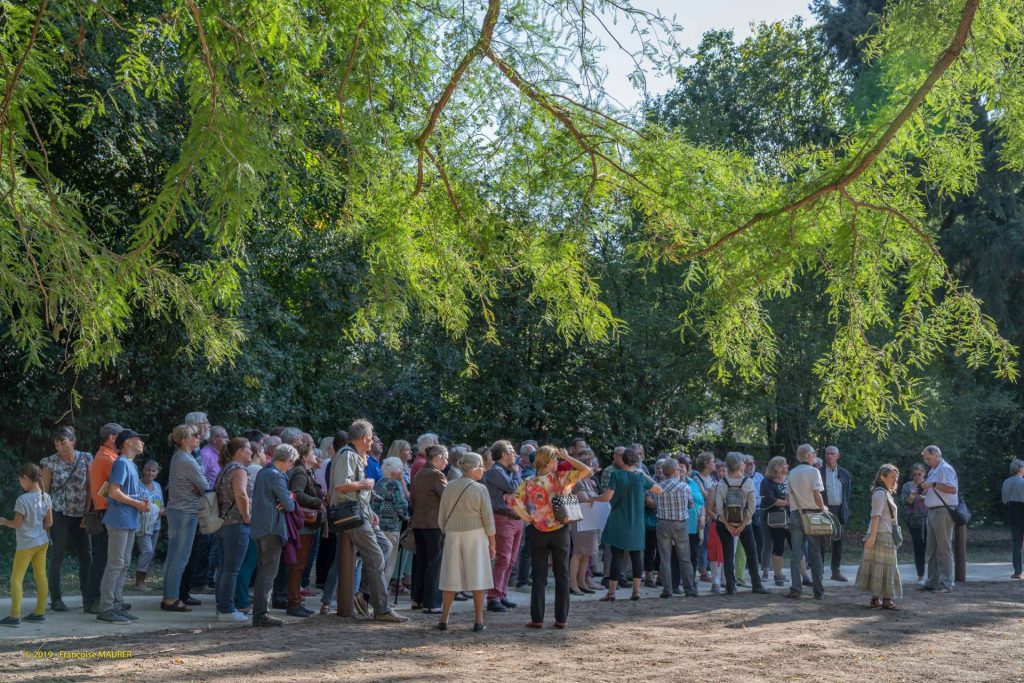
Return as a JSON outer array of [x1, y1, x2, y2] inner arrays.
[[935, 489, 971, 527], [766, 508, 789, 529], [327, 448, 366, 532], [800, 508, 841, 538]]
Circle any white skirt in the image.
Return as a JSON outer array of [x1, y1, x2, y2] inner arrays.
[[439, 528, 494, 593]]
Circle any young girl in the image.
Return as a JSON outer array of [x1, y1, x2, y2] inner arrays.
[[134, 460, 164, 590], [0, 463, 53, 627]]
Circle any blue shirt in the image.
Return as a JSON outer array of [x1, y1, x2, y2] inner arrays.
[[365, 455, 383, 483], [251, 465, 296, 542], [103, 456, 142, 530]]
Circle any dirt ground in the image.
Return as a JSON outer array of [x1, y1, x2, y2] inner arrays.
[[1, 581, 1022, 683]]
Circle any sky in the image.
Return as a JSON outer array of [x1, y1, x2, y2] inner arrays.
[[597, 0, 816, 107]]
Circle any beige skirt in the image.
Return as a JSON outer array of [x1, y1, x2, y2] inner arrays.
[[855, 530, 903, 599], [439, 528, 494, 593]]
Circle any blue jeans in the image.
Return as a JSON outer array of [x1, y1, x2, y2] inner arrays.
[[216, 523, 250, 613], [162, 509, 198, 601], [789, 510, 824, 597], [235, 540, 258, 609]]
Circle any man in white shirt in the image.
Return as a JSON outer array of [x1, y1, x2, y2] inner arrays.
[[920, 445, 959, 593], [818, 446, 851, 582], [786, 444, 827, 600]]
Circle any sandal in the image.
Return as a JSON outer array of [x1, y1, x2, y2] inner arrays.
[[868, 598, 881, 609], [160, 600, 192, 612], [630, 593, 641, 601], [881, 601, 900, 611], [599, 594, 616, 602]]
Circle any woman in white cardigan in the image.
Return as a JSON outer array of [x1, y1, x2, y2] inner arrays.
[[437, 452, 496, 632]]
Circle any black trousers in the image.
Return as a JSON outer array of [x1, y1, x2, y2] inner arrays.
[[516, 524, 535, 585], [187, 529, 213, 590], [716, 521, 763, 592], [820, 505, 844, 574], [531, 525, 570, 624], [412, 528, 443, 609], [909, 523, 927, 578], [643, 532, 659, 573], [688, 533, 700, 584], [609, 547, 643, 583], [83, 525, 108, 608], [47, 512, 92, 605], [315, 532, 336, 587]]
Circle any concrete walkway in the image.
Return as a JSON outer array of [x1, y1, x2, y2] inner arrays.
[[0, 562, 1017, 642]]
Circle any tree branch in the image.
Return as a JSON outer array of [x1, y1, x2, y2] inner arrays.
[[413, 0, 501, 195], [337, 17, 367, 143], [0, 0, 49, 128], [425, 148, 463, 219], [683, 0, 979, 260]]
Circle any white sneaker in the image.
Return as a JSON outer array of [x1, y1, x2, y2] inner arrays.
[[218, 611, 249, 622]]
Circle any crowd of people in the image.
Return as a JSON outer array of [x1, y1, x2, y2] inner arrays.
[[3, 414, 1022, 631]]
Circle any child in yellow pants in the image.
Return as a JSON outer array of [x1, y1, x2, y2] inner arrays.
[[1, 463, 53, 627]]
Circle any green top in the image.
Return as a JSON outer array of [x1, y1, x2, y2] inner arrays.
[[601, 469, 654, 551]]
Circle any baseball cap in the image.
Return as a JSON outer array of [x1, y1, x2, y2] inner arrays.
[[115, 429, 149, 450]]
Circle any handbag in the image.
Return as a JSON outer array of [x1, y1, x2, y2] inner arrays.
[[934, 489, 970, 527], [891, 524, 904, 548], [81, 491, 104, 535], [300, 507, 320, 526], [766, 508, 789, 529], [552, 493, 583, 524], [327, 500, 364, 532], [800, 509, 840, 538], [399, 526, 416, 552]]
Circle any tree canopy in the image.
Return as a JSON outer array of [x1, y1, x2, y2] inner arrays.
[[2, 0, 1023, 437]]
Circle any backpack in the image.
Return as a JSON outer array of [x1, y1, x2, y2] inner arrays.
[[199, 464, 239, 534], [723, 476, 751, 525]]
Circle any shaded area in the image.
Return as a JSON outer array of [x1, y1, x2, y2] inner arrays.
[[0, 581, 1022, 682]]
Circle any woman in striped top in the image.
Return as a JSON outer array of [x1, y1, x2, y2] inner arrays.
[[160, 424, 208, 612]]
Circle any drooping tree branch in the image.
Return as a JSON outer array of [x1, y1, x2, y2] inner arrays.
[[337, 17, 367, 143], [413, 0, 501, 195], [0, 0, 49, 129], [681, 0, 980, 260]]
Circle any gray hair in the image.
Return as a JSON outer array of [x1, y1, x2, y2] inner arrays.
[[458, 452, 483, 473], [450, 445, 468, 461], [280, 427, 303, 446], [348, 419, 373, 441], [924, 445, 942, 459], [210, 425, 228, 439], [1011, 459, 1024, 474], [765, 456, 787, 479], [184, 412, 208, 426], [519, 443, 536, 457], [263, 435, 282, 452], [319, 436, 335, 456], [142, 459, 161, 472], [796, 444, 815, 464], [662, 458, 679, 476], [824, 445, 839, 455], [382, 456, 404, 477], [417, 433, 439, 453], [273, 443, 299, 464], [725, 451, 745, 472], [743, 454, 756, 464], [912, 462, 927, 474]]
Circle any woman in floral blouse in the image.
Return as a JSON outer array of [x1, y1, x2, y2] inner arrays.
[[40, 426, 93, 612], [509, 446, 591, 629]]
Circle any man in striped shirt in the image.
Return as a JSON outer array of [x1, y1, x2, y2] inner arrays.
[[654, 459, 698, 598]]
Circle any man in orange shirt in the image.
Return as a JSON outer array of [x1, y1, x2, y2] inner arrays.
[[83, 423, 122, 614]]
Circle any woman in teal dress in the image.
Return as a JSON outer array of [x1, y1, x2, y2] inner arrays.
[[594, 447, 661, 601]]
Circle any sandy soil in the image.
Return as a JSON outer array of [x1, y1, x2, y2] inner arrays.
[[1, 581, 1022, 683]]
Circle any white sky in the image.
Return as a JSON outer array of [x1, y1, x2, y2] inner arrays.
[[598, 0, 816, 107]]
